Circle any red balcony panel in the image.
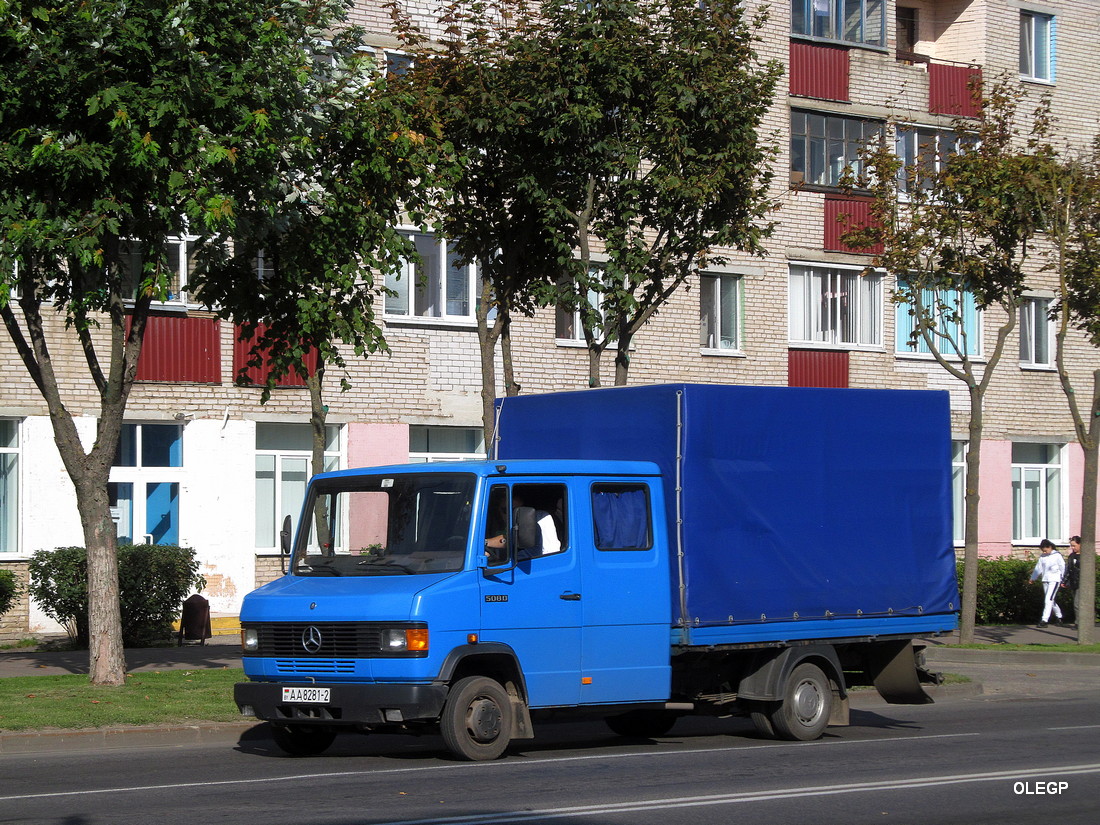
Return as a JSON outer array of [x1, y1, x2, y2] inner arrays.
[[233, 324, 317, 388], [824, 195, 883, 254], [788, 349, 849, 388], [928, 63, 982, 118], [134, 316, 221, 383], [790, 41, 850, 102]]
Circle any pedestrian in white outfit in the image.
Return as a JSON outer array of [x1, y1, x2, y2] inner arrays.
[[1029, 539, 1066, 627]]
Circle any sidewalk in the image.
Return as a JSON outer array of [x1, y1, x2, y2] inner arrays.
[[0, 624, 1096, 755]]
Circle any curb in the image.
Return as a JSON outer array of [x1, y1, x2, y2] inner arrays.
[[0, 721, 264, 755], [924, 648, 1100, 667]]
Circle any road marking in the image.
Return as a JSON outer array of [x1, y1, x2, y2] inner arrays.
[[370, 763, 1100, 825], [1049, 724, 1100, 731], [0, 731, 980, 803]]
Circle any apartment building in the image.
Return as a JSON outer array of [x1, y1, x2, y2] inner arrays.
[[1, 0, 1097, 637]]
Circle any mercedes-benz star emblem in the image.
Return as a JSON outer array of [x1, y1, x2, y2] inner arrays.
[[301, 625, 323, 654]]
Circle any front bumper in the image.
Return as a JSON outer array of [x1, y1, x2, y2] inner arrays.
[[234, 681, 448, 727]]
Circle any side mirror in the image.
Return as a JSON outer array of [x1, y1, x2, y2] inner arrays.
[[514, 506, 539, 550], [279, 515, 293, 555]]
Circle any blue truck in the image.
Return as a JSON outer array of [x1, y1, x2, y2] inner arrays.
[[234, 384, 959, 759]]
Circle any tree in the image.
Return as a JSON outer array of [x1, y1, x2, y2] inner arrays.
[[0, 0, 394, 683], [1025, 145, 1100, 643], [844, 80, 1047, 644], [394, 0, 780, 428]]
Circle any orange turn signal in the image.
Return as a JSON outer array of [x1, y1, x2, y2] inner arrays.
[[406, 628, 429, 651]]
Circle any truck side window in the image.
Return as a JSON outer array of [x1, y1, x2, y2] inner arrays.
[[592, 483, 651, 551], [513, 483, 567, 557]]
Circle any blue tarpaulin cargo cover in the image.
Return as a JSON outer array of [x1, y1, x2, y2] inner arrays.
[[495, 384, 959, 633]]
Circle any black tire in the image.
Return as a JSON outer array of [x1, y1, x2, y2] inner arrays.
[[745, 701, 778, 739], [440, 676, 514, 761], [269, 724, 337, 756], [770, 662, 832, 741], [604, 709, 678, 739]]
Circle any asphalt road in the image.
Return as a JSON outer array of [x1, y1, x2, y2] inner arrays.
[[2, 679, 1097, 825]]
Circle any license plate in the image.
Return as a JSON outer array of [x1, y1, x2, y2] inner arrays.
[[282, 687, 330, 704]]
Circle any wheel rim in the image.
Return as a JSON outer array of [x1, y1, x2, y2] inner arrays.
[[792, 678, 825, 725], [466, 696, 503, 742]]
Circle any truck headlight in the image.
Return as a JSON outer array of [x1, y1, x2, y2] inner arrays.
[[382, 627, 428, 653], [241, 627, 259, 652]]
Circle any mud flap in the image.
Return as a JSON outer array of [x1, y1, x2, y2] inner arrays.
[[868, 640, 934, 705]]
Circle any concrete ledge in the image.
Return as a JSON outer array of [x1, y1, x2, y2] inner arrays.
[[925, 647, 1100, 667], [0, 721, 262, 755]]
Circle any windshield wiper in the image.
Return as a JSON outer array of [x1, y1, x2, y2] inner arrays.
[[356, 557, 415, 574]]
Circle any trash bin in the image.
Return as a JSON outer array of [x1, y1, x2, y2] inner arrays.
[[178, 593, 212, 646]]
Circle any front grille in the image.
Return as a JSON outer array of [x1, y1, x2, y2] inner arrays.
[[244, 622, 423, 658], [275, 659, 356, 674]]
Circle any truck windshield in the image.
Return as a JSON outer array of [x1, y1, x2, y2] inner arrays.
[[292, 473, 475, 577]]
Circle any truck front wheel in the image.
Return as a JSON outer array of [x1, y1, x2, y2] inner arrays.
[[770, 663, 832, 741], [269, 724, 337, 756], [440, 676, 514, 761]]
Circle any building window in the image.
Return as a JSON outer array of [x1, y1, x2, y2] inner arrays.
[[384, 51, 414, 78], [119, 236, 198, 306], [895, 125, 968, 194], [789, 264, 882, 347], [895, 282, 981, 357], [896, 6, 919, 57], [952, 441, 966, 545], [1012, 442, 1064, 543], [0, 420, 19, 554], [791, 111, 882, 188], [385, 232, 475, 321], [1020, 297, 1054, 368], [255, 423, 341, 550], [110, 423, 183, 545], [792, 0, 885, 47], [409, 426, 485, 463], [1019, 11, 1054, 82], [555, 269, 606, 343], [699, 273, 741, 351]]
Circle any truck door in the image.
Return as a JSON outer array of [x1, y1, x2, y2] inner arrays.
[[579, 480, 672, 704], [479, 481, 582, 707]]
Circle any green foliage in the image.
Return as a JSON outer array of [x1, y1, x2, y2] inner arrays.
[[0, 568, 20, 616], [396, 0, 781, 388], [28, 545, 205, 647], [961, 557, 1097, 624]]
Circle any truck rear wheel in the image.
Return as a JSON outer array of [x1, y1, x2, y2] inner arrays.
[[270, 724, 337, 756], [770, 663, 831, 741], [440, 676, 513, 761], [604, 709, 678, 739]]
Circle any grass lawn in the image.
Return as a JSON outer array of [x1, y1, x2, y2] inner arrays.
[[945, 642, 1100, 654], [0, 668, 245, 732]]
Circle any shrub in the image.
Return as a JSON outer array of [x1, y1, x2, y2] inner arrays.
[[0, 568, 20, 617], [28, 545, 205, 647], [959, 556, 1096, 624]]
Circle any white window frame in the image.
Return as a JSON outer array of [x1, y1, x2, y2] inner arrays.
[[1012, 442, 1066, 544], [0, 419, 20, 555], [255, 424, 342, 552], [109, 422, 185, 545], [951, 440, 967, 546], [788, 263, 883, 349], [1019, 296, 1054, 368], [555, 265, 607, 346], [1019, 10, 1054, 83], [384, 231, 477, 324], [894, 280, 983, 359], [894, 125, 969, 195], [119, 234, 200, 309], [408, 426, 485, 463], [699, 272, 742, 353]]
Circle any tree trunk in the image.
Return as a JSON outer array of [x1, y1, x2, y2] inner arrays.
[[958, 384, 984, 644], [74, 477, 126, 686], [1076, 372, 1099, 644], [475, 276, 504, 451], [587, 346, 602, 388], [613, 333, 631, 386], [500, 314, 520, 397]]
